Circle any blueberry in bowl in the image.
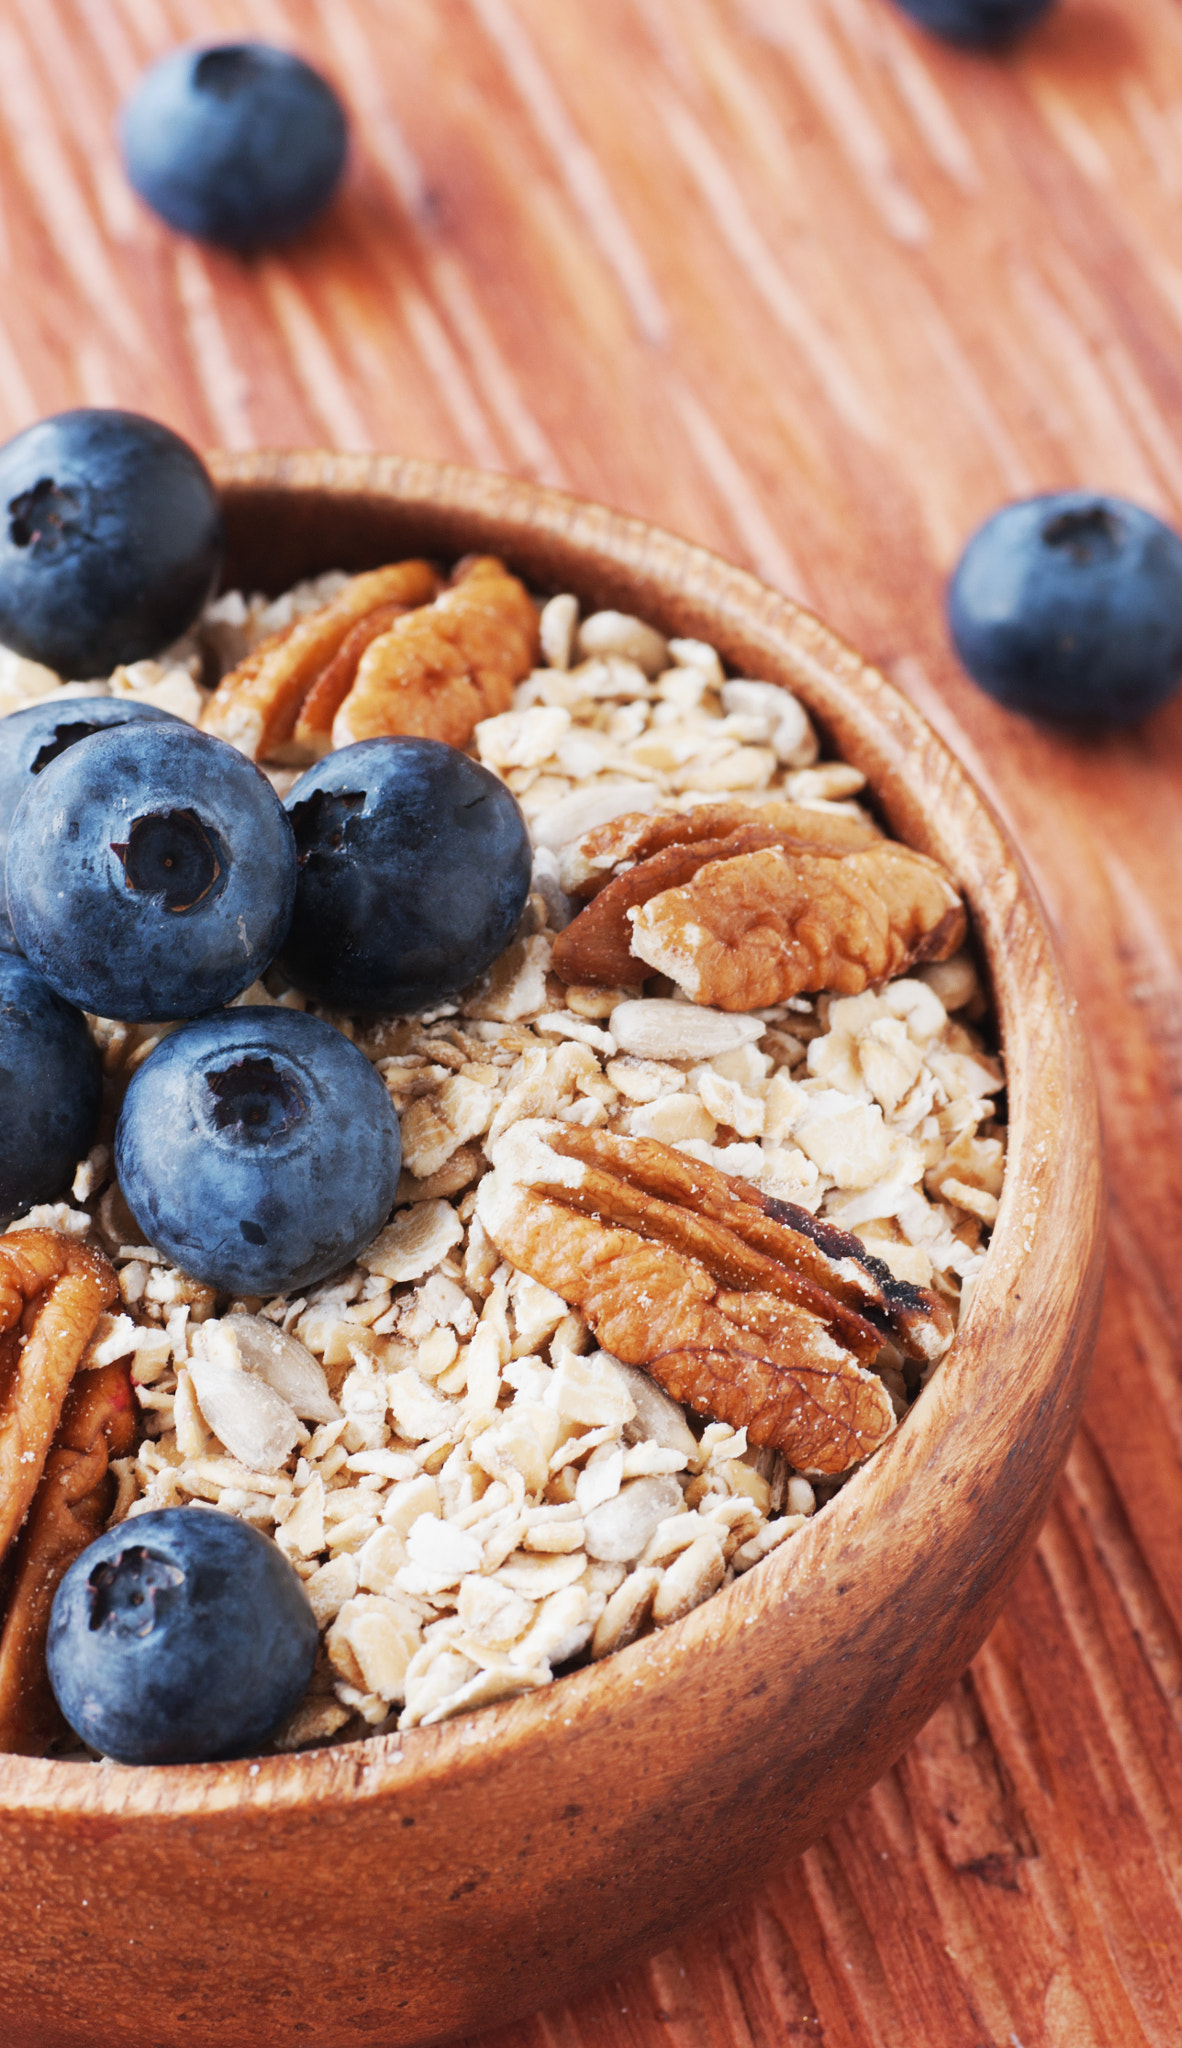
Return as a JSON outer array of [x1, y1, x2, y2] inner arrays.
[[0, 952, 101, 1222], [948, 491, 1182, 724], [890, 0, 1055, 45], [6, 719, 296, 1021], [47, 1507, 319, 1765], [0, 410, 223, 678], [115, 1006, 401, 1297], [277, 736, 533, 1013], [120, 43, 348, 251], [0, 697, 181, 950]]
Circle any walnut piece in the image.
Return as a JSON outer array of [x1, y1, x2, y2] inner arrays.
[[476, 1123, 953, 1473], [202, 561, 441, 762], [331, 556, 541, 752], [628, 842, 966, 1010], [0, 1360, 136, 1754], [0, 1232, 118, 1563]]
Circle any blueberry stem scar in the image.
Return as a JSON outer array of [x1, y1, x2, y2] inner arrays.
[[111, 808, 226, 912], [7, 476, 82, 552], [1040, 505, 1122, 563], [206, 1055, 305, 1137], [87, 1547, 184, 1638]]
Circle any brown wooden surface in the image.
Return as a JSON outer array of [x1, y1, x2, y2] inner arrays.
[[0, 1, 1175, 2041]]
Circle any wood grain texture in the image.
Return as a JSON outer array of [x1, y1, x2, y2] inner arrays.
[[0, 0, 1172, 2041]]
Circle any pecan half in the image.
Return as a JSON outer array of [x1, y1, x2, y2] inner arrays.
[[0, 1233, 118, 1563], [557, 798, 879, 899], [628, 842, 966, 1010], [330, 555, 541, 752], [0, 1360, 136, 1754], [476, 1123, 952, 1472], [292, 597, 417, 753], [552, 801, 881, 987], [202, 560, 441, 761]]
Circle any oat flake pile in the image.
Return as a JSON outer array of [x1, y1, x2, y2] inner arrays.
[[0, 568, 1005, 1753]]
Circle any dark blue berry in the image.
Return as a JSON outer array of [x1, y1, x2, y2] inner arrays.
[[891, 0, 1055, 44], [115, 1007, 401, 1297], [0, 411, 223, 678], [6, 719, 297, 1021], [47, 1507, 318, 1764], [948, 492, 1182, 724], [121, 43, 348, 251], [0, 696, 180, 950], [278, 737, 533, 1014], [0, 952, 101, 1223]]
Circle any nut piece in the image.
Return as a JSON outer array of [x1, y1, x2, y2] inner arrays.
[[554, 803, 879, 988], [202, 561, 441, 762], [0, 1360, 137, 1754], [477, 1123, 951, 1473], [551, 801, 963, 1006], [331, 556, 541, 752], [0, 1232, 119, 1563], [557, 798, 878, 899], [629, 843, 966, 1010], [292, 597, 414, 752]]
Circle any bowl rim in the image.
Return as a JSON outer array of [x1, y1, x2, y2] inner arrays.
[[0, 451, 1104, 1823]]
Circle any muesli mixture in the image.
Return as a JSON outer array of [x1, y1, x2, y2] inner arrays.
[[0, 567, 1004, 1752]]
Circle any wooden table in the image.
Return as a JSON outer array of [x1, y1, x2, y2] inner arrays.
[[5, 0, 1181, 2039]]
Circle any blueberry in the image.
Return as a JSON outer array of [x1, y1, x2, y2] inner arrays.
[[0, 411, 223, 678], [278, 737, 533, 1014], [47, 1507, 318, 1764], [115, 1007, 401, 1297], [948, 493, 1182, 724], [121, 43, 348, 250], [890, 0, 1055, 44], [6, 720, 297, 1021], [0, 952, 101, 1222], [0, 697, 181, 950]]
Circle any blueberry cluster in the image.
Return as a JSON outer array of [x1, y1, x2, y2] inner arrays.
[[8, 707, 532, 1768], [1, 705, 530, 1285], [0, 413, 532, 1319]]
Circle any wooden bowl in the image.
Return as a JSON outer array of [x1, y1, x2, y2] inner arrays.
[[0, 455, 1104, 2048]]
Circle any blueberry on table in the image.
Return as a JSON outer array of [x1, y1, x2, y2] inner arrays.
[[948, 492, 1182, 724], [115, 1007, 401, 1297], [121, 43, 348, 251], [0, 410, 223, 679], [890, 0, 1055, 44], [0, 697, 180, 950], [278, 737, 533, 1015], [0, 953, 101, 1223], [6, 719, 297, 1022], [47, 1507, 318, 1764]]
